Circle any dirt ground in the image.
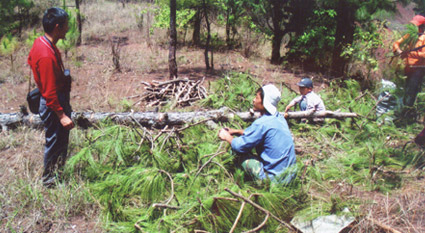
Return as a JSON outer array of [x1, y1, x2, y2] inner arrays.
[[0, 28, 317, 114]]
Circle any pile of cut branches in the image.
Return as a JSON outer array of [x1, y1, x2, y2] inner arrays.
[[140, 77, 208, 107]]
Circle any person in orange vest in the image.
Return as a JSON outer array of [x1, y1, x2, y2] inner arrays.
[[393, 15, 425, 108]]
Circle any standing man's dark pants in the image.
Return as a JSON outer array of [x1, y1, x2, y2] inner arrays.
[[39, 92, 72, 182], [404, 68, 425, 107]]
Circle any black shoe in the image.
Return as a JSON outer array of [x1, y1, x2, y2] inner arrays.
[[42, 176, 56, 188]]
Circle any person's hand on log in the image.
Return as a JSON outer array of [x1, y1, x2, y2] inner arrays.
[[224, 127, 244, 136], [218, 128, 233, 144], [284, 103, 294, 114]]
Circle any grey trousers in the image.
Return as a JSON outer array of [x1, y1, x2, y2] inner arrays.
[[404, 68, 425, 107], [39, 93, 72, 179]]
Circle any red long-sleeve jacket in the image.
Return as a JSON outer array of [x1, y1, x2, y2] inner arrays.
[[28, 36, 68, 112]]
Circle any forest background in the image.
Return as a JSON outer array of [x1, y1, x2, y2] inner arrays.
[[1, 0, 425, 232]]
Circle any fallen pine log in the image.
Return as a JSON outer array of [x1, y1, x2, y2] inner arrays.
[[0, 113, 44, 131], [285, 110, 358, 119], [0, 110, 357, 131]]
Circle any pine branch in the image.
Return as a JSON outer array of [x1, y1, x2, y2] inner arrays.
[[224, 188, 296, 232], [244, 213, 269, 233], [230, 193, 262, 233]]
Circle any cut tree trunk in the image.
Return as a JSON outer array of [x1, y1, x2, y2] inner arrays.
[[0, 110, 357, 131]]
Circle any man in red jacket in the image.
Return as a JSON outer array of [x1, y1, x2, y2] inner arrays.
[[28, 7, 74, 187]]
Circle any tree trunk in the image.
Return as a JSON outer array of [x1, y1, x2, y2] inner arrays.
[[331, 0, 356, 77], [211, 46, 214, 70], [0, 110, 358, 131], [10, 54, 14, 72], [168, 0, 178, 79], [226, 7, 231, 48], [75, 0, 82, 46], [192, 8, 201, 46], [18, 7, 23, 37], [203, 0, 211, 70], [146, 10, 152, 47], [271, 33, 284, 65], [270, 0, 285, 65]]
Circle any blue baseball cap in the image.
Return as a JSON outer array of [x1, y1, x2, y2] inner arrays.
[[296, 78, 313, 88]]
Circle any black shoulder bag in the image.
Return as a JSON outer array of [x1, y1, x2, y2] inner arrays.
[[27, 87, 41, 114]]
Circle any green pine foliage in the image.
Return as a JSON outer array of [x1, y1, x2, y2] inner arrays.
[[286, 9, 337, 70], [293, 79, 420, 193], [152, 2, 196, 30], [0, 33, 19, 71], [399, 23, 419, 50], [57, 8, 80, 57], [200, 71, 260, 111], [0, 34, 18, 56], [64, 72, 424, 231], [0, 34, 19, 72], [25, 28, 42, 47], [0, 0, 35, 37], [341, 21, 385, 84]]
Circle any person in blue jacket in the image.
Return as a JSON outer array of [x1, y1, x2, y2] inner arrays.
[[218, 84, 296, 183]]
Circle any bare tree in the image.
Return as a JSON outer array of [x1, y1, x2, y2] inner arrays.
[[192, 7, 201, 46], [111, 36, 128, 72], [203, 0, 212, 70], [75, 0, 82, 46], [169, 0, 178, 79]]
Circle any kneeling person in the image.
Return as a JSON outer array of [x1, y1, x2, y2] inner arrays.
[[218, 84, 296, 183]]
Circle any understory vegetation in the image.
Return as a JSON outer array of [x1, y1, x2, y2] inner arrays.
[[3, 73, 423, 232]]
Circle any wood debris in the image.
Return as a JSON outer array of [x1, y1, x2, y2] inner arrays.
[[139, 77, 208, 107]]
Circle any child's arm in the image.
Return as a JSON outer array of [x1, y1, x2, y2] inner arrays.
[[285, 96, 301, 113], [285, 102, 295, 113]]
